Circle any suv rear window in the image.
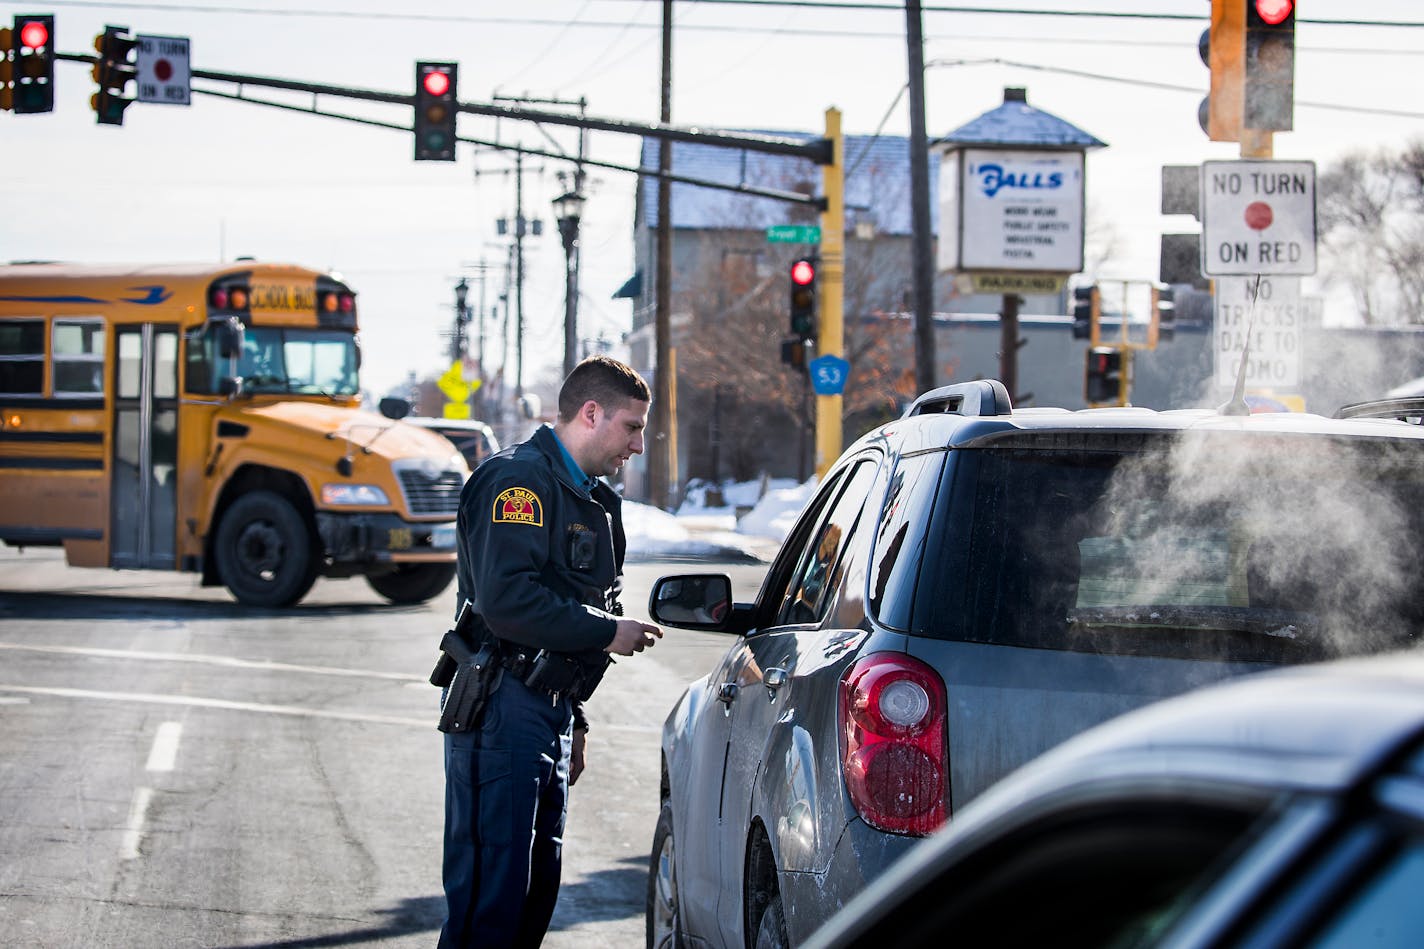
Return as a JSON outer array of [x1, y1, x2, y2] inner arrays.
[[915, 433, 1424, 661]]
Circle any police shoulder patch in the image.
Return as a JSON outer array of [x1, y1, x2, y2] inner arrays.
[[492, 486, 544, 526]]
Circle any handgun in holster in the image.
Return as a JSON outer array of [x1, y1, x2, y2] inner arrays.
[[431, 600, 501, 733]]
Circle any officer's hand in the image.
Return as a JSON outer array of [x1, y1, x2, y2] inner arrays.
[[607, 619, 663, 656], [570, 728, 587, 786]]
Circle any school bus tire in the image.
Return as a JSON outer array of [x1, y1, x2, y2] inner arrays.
[[365, 563, 457, 604], [214, 490, 318, 607]]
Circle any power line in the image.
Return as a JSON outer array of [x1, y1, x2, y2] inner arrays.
[[13, 0, 1424, 32], [609, 0, 1424, 29], [927, 57, 1424, 120]]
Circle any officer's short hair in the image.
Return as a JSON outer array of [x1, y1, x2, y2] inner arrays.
[[558, 355, 651, 422]]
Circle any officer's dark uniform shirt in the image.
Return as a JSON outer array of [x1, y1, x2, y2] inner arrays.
[[454, 424, 626, 728]]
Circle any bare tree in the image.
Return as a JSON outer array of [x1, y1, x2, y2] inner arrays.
[[1319, 141, 1424, 324]]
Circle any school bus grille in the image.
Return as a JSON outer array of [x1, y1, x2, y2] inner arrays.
[[396, 469, 463, 516]]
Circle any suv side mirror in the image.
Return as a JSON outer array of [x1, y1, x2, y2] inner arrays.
[[649, 574, 733, 630]]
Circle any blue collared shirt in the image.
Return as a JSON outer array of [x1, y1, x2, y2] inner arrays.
[[549, 426, 599, 495]]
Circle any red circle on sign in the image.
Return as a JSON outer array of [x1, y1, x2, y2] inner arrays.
[[155, 59, 173, 82], [1244, 201, 1274, 231]]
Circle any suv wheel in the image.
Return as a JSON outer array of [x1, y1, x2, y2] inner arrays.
[[753, 893, 789, 949], [647, 801, 684, 949]]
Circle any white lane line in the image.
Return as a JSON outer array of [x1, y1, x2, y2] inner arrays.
[[146, 721, 183, 772], [0, 642, 425, 682], [119, 786, 154, 860], [0, 696, 31, 705], [0, 685, 428, 728]]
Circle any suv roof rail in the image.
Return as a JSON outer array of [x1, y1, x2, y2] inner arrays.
[[1335, 397, 1424, 422], [904, 380, 1013, 419]]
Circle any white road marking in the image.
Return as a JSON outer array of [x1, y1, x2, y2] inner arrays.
[[0, 685, 428, 728], [0, 642, 425, 682], [119, 786, 153, 860], [146, 721, 182, 772], [0, 696, 30, 705]]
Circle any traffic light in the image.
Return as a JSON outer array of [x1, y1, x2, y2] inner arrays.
[[780, 336, 807, 372], [1085, 347, 1123, 405], [1201, 0, 1244, 142], [414, 62, 458, 161], [91, 25, 137, 126], [1152, 285, 1177, 343], [1244, 0, 1294, 131], [12, 14, 55, 114], [0, 27, 11, 112], [789, 257, 816, 342], [1071, 284, 1099, 341]]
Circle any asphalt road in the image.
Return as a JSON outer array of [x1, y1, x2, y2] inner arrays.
[[0, 546, 771, 948]]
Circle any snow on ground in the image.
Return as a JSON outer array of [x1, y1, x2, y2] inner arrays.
[[621, 476, 816, 562]]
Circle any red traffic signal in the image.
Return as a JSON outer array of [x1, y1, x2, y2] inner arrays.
[[18, 18, 48, 49], [1254, 0, 1293, 25], [1244, 0, 1294, 130], [789, 258, 817, 341], [1085, 346, 1124, 405], [421, 69, 450, 98], [414, 62, 458, 162], [12, 14, 55, 114]]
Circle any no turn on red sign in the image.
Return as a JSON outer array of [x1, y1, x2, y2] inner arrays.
[[135, 34, 191, 105], [1200, 160, 1317, 277]]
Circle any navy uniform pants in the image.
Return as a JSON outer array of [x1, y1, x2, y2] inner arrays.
[[439, 674, 574, 949]]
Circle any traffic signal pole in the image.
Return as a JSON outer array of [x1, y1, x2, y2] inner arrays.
[[815, 107, 845, 479]]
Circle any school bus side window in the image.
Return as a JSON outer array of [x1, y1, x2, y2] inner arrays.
[[0, 319, 45, 395], [52, 318, 105, 396]]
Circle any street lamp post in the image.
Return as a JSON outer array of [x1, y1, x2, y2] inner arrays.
[[553, 189, 586, 378], [453, 277, 470, 362]]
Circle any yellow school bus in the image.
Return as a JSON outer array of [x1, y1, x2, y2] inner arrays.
[[0, 261, 467, 607]]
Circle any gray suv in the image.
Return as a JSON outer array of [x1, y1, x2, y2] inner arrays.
[[646, 381, 1424, 949]]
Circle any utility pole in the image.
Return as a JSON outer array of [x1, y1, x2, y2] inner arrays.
[[497, 93, 590, 379], [906, 0, 938, 395], [652, 0, 674, 509], [815, 107, 846, 479]]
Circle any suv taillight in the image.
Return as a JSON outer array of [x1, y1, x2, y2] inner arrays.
[[839, 653, 947, 836]]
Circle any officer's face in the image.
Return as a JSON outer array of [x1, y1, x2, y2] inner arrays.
[[588, 399, 649, 476]]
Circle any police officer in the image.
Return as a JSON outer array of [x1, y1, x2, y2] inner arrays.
[[439, 355, 662, 948]]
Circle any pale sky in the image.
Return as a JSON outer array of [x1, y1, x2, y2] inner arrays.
[[4, 0, 1422, 402]]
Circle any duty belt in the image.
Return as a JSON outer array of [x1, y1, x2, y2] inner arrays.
[[499, 647, 583, 704]]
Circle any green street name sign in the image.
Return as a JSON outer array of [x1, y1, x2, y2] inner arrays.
[[766, 225, 821, 244]]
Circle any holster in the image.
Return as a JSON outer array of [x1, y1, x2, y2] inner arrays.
[[433, 601, 501, 733]]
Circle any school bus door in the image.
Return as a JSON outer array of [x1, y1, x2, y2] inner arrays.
[[112, 324, 179, 569]]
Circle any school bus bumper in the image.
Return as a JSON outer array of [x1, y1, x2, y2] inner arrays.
[[315, 512, 457, 566]]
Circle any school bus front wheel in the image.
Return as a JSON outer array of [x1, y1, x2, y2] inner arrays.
[[214, 490, 319, 608]]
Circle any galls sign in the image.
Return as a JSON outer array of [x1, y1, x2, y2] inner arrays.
[[938, 148, 1086, 274]]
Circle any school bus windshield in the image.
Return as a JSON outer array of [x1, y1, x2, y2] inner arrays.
[[188, 325, 360, 396]]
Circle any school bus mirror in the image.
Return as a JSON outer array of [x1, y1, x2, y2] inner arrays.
[[219, 376, 244, 398], [379, 396, 412, 420], [217, 316, 245, 359]]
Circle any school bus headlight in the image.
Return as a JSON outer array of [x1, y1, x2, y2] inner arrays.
[[320, 483, 390, 506]]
